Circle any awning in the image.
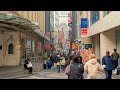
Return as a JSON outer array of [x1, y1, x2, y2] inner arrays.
[[0, 13, 50, 41], [0, 13, 39, 30]]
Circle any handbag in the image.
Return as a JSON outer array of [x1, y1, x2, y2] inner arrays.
[[27, 62, 32, 68], [65, 64, 70, 75]]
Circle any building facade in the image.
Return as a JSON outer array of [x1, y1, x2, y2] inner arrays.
[[87, 11, 120, 64], [76, 11, 91, 51], [0, 11, 50, 66], [53, 11, 59, 52], [58, 11, 70, 53]]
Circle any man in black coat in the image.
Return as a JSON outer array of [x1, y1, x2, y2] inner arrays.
[[77, 52, 83, 64]]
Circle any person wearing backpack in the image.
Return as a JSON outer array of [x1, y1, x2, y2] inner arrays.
[[111, 49, 119, 70]]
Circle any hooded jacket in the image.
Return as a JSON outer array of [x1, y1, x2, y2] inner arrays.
[[84, 58, 103, 79]]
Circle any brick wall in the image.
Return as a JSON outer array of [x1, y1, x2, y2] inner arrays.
[[0, 32, 20, 66]]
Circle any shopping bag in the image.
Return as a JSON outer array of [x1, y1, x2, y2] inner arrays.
[[116, 67, 120, 75], [65, 64, 70, 75], [113, 69, 117, 74], [27, 62, 32, 68]]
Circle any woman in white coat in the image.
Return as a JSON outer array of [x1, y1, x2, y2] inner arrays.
[[84, 54, 105, 79]]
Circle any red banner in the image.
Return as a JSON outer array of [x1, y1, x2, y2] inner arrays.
[[81, 28, 88, 36]]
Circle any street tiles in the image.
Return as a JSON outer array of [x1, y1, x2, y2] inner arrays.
[[19, 69, 67, 79]]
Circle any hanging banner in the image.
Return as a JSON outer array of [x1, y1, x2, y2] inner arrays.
[[81, 18, 88, 37], [81, 28, 88, 36]]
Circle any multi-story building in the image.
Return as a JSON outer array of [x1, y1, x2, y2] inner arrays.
[[58, 11, 69, 53], [59, 11, 70, 24], [53, 11, 59, 51], [0, 11, 50, 66], [87, 11, 120, 64], [45, 11, 54, 54], [76, 11, 91, 51]]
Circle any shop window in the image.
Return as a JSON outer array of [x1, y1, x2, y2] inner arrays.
[[8, 43, 14, 54]]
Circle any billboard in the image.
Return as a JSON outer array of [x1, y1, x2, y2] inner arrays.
[[81, 18, 88, 37]]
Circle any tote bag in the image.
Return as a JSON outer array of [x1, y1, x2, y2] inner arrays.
[[27, 62, 32, 68], [65, 64, 70, 75]]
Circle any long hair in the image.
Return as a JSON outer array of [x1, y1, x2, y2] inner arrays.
[[69, 55, 74, 60]]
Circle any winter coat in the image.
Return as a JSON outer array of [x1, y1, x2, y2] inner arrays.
[[102, 55, 114, 70], [69, 63, 84, 79], [111, 52, 119, 60], [84, 58, 104, 79], [77, 55, 83, 64], [65, 59, 73, 67]]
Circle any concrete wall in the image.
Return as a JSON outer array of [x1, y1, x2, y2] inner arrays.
[[39, 11, 45, 33], [0, 32, 20, 66], [100, 30, 116, 62], [94, 34, 100, 59], [89, 11, 120, 36]]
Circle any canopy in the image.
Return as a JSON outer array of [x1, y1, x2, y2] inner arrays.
[[0, 13, 50, 41]]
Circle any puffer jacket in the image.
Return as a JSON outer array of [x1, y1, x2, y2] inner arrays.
[[84, 58, 104, 79]]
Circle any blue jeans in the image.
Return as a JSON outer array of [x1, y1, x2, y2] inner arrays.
[[57, 65, 60, 72], [105, 70, 112, 79]]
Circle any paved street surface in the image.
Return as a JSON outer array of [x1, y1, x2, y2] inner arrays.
[[18, 69, 117, 79], [18, 69, 68, 79]]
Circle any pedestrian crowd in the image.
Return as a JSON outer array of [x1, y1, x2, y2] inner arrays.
[[43, 48, 120, 79]]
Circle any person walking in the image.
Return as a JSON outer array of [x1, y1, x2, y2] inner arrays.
[[71, 49, 75, 55], [56, 54, 61, 72], [60, 56, 66, 71], [77, 52, 83, 64], [64, 55, 74, 79], [84, 54, 105, 79], [69, 56, 84, 79], [102, 50, 114, 79], [111, 49, 119, 70]]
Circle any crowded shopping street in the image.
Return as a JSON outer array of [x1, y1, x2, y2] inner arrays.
[[0, 11, 120, 79]]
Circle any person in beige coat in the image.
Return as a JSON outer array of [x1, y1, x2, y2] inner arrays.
[[84, 54, 105, 79]]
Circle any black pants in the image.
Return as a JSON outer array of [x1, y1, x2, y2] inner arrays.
[[61, 65, 65, 71], [113, 60, 118, 69], [57, 65, 60, 72], [24, 64, 32, 74], [28, 67, 32, 73]]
